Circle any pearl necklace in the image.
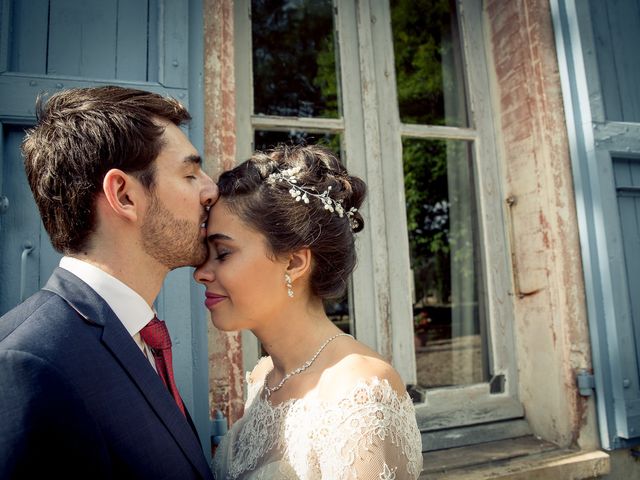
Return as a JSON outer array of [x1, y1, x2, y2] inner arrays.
[[264, 333, 352, 400]]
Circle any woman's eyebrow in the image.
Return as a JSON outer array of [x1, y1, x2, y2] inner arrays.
[[207, 233, 233, 244]]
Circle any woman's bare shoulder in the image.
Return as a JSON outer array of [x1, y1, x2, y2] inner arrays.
[[318, 340, 406, 399]]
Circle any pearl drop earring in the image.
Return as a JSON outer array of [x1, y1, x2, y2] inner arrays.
[[284, 273, 294, 298]]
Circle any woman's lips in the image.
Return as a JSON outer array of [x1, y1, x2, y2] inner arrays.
[[205, 292, 226, 308]]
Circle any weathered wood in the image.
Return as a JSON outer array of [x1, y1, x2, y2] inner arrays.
[[228, 0, 529, 445], [424, 419, 531, 452], [400, 123, 477, 141], [5, 0, 48, 74], [420, 436, 610, 479], [423, 435, 558, 473], [203, 0, 245, 427], [160, 0, 188, 88], [603, 0, 640, 121], [613, 157, 640, 427], [369, 0, 417, 383], [116, 0, 149, 81], [0, 126, 43, 314], [552, 0, 640, 449], [234, 0, 253, 162], [416, 384, 524, 431], [588, 0, 620, 121], [48, 0, 117, 78], [250, 114, 343, 133], [348, 0, 394, 363], [0, 0, 10, 72], [0, 73, 186, 122], [147, 0, 160, 83]]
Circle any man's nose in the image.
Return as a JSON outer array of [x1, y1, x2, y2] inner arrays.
[[201, 175, 219, 207]]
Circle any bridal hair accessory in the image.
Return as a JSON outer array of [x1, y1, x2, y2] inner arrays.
[[284, 273, 294, 298], [267, 166, 359, 230], [264, 332, 352, 400]]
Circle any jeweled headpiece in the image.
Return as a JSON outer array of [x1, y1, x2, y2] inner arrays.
[[267, 166, 359, 230]]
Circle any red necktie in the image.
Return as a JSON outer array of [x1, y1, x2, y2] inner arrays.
[[140, 317, 186, 416]]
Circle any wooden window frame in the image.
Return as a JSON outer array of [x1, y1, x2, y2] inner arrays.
[[234, 0, 524, 448]]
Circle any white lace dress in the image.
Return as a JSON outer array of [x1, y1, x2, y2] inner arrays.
[[212, 371, 423, 480]]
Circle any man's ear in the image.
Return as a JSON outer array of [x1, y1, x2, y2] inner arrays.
[[101, 169, 144, 222], [286, 247, 313, 282]]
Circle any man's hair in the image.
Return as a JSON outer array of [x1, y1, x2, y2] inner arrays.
[[21, 86, 191, 254]]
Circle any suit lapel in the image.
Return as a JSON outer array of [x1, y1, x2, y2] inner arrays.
[[43, 268, 212, 479]]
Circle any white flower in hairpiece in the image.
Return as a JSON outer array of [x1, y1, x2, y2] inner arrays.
[[347, 207, 359, 230], [267, 167, 359, 229]]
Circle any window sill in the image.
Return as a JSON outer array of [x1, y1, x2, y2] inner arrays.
[[420, 435, 610, 479]]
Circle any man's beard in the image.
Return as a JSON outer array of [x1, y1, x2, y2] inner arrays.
[[141, 194, 206, 270]]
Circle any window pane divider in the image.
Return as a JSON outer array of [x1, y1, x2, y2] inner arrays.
[[400, 122, 478, 141], [251, 114, 344, 133]]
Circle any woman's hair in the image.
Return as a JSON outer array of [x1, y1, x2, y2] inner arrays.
[[218, 144, 366, 299]]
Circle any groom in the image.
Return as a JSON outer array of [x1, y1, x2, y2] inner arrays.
[[0, 86, 217, 479]]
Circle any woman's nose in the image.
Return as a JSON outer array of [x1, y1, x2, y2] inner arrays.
[[194, 262, 215, 284]]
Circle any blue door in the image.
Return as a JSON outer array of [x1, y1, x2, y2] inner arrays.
[[0, 0, 210, 456]]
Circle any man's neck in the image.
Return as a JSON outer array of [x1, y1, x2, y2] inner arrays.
[[68, 251, 167, 307]]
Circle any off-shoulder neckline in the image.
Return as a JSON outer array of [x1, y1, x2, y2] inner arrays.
[[247, 372, 412, 410]]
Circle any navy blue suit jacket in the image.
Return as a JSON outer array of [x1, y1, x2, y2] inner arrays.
[[0, 268, 214, 479]]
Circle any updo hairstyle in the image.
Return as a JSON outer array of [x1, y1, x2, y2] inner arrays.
[[217, 144, 366, 299]]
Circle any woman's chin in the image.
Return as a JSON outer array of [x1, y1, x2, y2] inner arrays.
[[210, 316, 236, 332]]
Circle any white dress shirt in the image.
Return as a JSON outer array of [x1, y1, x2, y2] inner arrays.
[[59, 256, 157, 369]]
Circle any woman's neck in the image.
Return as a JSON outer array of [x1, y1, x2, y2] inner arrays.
[[254, 300, 343, 376]]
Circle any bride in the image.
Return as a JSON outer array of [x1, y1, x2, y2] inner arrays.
[[194, 145, 423, 479]]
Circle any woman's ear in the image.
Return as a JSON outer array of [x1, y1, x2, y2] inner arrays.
[[286, 247, 312, 282], [101, 169, 143, 222]]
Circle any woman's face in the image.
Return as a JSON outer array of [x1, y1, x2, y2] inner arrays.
[[193, 200, 289, 331]]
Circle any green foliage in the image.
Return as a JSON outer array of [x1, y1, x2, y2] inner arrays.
[[391, 0, 477, 305], [252, 0, 338, 118], [391, 0, 451, 125], [252, 0, 342, 154], [314, 34, 340, 118], [402, 138, 451, 303]]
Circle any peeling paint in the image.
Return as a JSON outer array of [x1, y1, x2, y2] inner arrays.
[[487, 0, 596, 449], [203, 0, 244, 427]]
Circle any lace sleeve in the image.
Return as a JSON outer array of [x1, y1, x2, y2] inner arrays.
[[314, 378, 423, 480]]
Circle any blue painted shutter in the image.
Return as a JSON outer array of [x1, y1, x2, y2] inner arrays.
[[0, 0, 210, 455], [613, 158, 640, 440], [552, 0, 640, 449]]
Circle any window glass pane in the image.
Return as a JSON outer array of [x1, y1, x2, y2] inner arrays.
[[254, 129, 341, 156], [254, 129, 351, 335], [403, 137, 488, 388], [391, 0, 469, 127], [252, 0, 340, 118]]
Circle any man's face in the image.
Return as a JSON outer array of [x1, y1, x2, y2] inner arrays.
[[141, 122, 218, 269]]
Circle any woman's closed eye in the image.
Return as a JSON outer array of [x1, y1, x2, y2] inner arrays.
[[214, 249, 231, 262]]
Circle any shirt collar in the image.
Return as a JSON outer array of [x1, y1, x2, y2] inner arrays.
[[59, 256, 154, 336]]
